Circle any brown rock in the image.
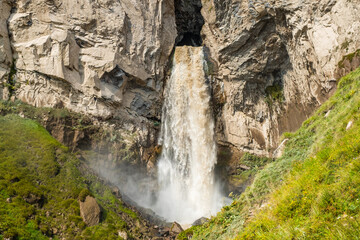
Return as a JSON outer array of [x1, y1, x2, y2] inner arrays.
[[79, 196, 101, 226], [170, 222, 183, 234]]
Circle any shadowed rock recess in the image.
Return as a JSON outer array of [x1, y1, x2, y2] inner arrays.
[[175, 0, 204, 46]]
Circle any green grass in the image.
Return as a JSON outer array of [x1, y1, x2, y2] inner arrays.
[[228, 153, 274, 194], [190, 68, 360, 239], [0, 114, 141, 239], [265, 83, 284, 107], [338, 49, 360, 68]]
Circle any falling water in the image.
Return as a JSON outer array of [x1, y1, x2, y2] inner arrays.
[[153, 46, 224, 224]]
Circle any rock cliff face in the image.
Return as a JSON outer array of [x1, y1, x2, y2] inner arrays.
[[201, 0, 360, 155], [0, 1, 12, 100], [1, 0, 176, 121], [1, 0, 360, 159]]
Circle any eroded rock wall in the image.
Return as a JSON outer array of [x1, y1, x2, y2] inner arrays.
[[5, 0, 176, 123], [0, 1, 12, 100], [201, 0, 360, 156]]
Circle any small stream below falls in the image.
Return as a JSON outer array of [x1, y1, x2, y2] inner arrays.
[[151, 46, 227, 224]]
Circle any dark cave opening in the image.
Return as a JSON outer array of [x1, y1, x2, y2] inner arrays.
[[174, 0, 204, 47], [176, 32, 202, 46]]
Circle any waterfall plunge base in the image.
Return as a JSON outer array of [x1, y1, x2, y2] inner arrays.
[[152, 46, 226, 224]]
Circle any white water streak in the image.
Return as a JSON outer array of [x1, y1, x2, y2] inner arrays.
[[153, 46, 224, 224]]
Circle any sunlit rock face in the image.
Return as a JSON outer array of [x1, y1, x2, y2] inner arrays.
[[3, 0, 176, 121], [201, 0, 360, 156]]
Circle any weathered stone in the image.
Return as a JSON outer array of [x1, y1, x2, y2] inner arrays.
[[0, 1, 12, 100], [79, 196, 101, 226], [201, 0, 360, 156], [170, 222, 183, 234], [5, 0, 176, 125]]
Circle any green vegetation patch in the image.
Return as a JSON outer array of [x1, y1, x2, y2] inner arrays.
[[191, 67, 360, 239], [0, 114, 139, 239], [265, 83, 284, 106], [228, 153, 274, 193], [338, 49, 360, 68]]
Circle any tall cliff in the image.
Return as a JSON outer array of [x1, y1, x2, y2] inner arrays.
[[0, 0, 176, 121], [1, 0, 360, 158], [201, 0, 360, 155]]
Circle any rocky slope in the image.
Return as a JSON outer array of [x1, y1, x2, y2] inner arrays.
[[0, 113, 154, 239], [1, 0, 360, 163]]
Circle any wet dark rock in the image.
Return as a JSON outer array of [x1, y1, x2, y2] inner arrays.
[[160, 227, 170, 237]]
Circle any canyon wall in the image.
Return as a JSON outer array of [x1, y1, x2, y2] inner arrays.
[[1, 0, 360, 159], [201, 0, 360, 155], [0, 0, 176, 121]]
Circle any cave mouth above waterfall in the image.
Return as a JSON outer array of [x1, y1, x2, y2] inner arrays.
[[174, 0, 204, 46], [177, 32, 202, 46]]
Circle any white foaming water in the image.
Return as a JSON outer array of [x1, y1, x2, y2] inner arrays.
[[153, 46, 225, 224]]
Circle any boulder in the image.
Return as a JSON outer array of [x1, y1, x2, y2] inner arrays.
[[170, 222, 183, 234], [192, 217, 209, 226], [79, 196, 101, 226]]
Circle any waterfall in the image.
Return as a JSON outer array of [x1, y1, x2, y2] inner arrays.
[[153, 46, 224, 224]]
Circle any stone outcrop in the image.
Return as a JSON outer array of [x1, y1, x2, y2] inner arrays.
[[79, 196, 101, 226], [0, 1, 12, 100], [201, 0, 360, 156], [4, 0, 176, 123]]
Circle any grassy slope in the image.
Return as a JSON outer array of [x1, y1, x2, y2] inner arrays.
[[0, 115, 141, 240], [192, 68, 360, 239]]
